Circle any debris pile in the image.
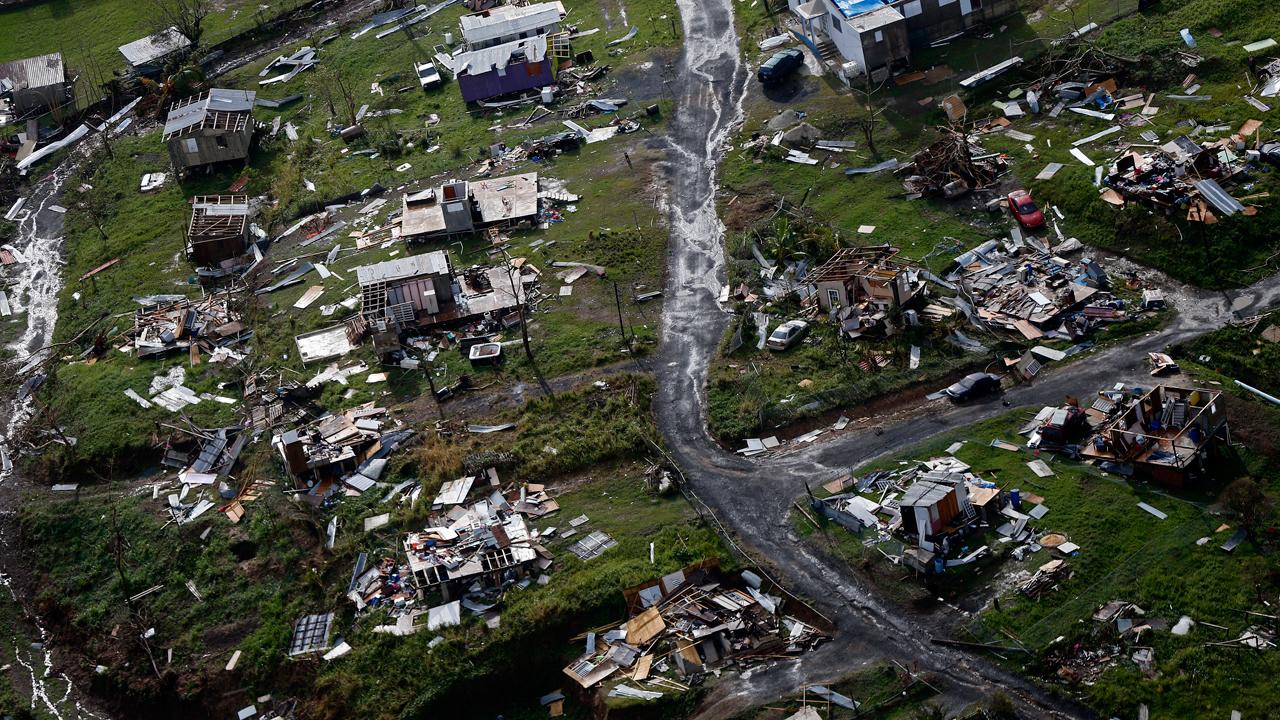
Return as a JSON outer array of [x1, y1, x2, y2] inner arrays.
[[811, 453, 1075, 577], [901, 129, 1007, 198], [274, 403, 415, 496], [1101, 129, 1261, 222], [562, 561, 831, 694], [129, 291, 247, 358], [402, 488, 546, 611], [949, 238, 1133, 343]]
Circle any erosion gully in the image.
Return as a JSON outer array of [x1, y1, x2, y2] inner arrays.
[[2, 0, 1280, 715], [0, 2, 387, 717], [654, 1, 1280, 719]]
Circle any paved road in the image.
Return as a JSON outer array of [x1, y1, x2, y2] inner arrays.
[[654, 1, 1280, 717]]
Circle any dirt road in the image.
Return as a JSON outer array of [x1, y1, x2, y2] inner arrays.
[[653, 2, 1280, 719]]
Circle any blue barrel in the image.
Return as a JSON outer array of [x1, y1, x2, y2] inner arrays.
[[1011, 488, 1022, 510]]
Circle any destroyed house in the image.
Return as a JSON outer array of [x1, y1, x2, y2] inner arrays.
[[403, 500, 540, 601], [118, 27, 192, 76], [163, 89, 256, 173], [899, 470, 973, 552], [275, 404, 411, 493], [130, 292, 244, 358], [565, 560, 832, 689], [802, 246, 923, 335], [187, 195, 250, 267], [1082, 385, 1228, 488], [453, 35, 557, 103], [399, 172, 540, 241], [1104, 137, 1251, 222], [357, 252, 458, 329], [951, 239, 1121, 341], [0, 53, 72, 115], [458, 1, 566, 50]]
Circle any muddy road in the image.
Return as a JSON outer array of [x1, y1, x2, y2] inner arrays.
[[654, 2, 1280, 719]]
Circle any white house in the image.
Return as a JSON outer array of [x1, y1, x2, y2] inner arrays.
[[787, 0, 910, 78]]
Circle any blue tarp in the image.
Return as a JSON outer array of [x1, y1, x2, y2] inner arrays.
[[830, 0, 890, 19]]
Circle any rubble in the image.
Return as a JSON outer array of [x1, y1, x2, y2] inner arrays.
[[947, 237, 1136, 343], [1099, 128, 1263, 222], [128, 289, 247, 358], [274, 403, 415, 495], [562, 560, 831, 692], [901, 128, 1007, 198]]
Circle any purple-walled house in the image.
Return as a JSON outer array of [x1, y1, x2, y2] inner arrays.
[[450, 1, 567, 103], [454, 36, 555, 103]]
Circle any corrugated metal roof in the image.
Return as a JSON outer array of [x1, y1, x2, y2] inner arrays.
[[118, 26, 192, 66], [356, 252, 451, 286], [163, 88, 256, 137], [899, 480, 953, 508], [1194, 179, 1245, 216], [0, 53, 65, 90], [454, 35, 548, 76], [460, 1, 563, 45]]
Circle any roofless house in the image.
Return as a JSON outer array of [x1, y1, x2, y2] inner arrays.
[[187, 195, 250, 269], [163, 89, 256, 174]]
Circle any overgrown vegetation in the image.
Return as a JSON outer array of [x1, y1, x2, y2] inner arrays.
[[797, 392, 1280, 719], [19, 370, 725, 718]]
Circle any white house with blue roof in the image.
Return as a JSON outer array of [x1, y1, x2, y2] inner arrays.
[[788, 0, 910, 78], [788, 0, 1017, 78]]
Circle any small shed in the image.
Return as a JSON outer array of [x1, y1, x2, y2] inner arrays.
[[163, 88, 256, 173], [187, 195, 250, 267], [899, 472, 972, 551], [119, 27, 192, 76], [356, 252, 457, 328], [0, 53, 71, 115]]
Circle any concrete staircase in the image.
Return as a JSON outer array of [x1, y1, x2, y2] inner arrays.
[[815, 39, 839, 63]]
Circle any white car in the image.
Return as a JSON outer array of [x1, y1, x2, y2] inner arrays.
[[415, 61, 442, 90], [766, 319, 809, 351]]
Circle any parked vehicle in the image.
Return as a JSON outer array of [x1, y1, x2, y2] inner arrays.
[[1007, 189, 1045, 229], [941, 373, 1001, 402], [757, 48, 804, 84], [766, 319, 809, 351], [415, 61, 443, 90]]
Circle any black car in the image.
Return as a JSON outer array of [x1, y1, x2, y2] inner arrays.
[[941, 373, 1001, 402], [757, 48, 804, 84]]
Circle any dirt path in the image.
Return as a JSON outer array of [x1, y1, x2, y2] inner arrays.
[[648, 2, 1280, 719]]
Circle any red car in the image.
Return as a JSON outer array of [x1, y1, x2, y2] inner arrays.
[[1007, 190, 1045, 229]]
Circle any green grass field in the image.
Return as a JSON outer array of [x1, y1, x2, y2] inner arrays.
[[0, 0, 308, 89], [20, 372, 727, 719], [796, 388, 1280, 719]]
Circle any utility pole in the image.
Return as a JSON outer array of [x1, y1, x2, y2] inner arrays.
[[423, 363, 444, 419], [504, 252, 553, 397], [613, 282, 628, 348]]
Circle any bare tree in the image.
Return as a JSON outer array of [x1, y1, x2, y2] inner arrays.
[[849, 72, 889, 158], [153, 0, 211, 48], [311, 67, 359, 127]]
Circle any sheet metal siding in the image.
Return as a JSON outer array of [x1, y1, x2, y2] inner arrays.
[[168, 126, 253, 171], [191, 232, 248, 266], [889, 0, 1017, 44], [458, 59, 554, 102]]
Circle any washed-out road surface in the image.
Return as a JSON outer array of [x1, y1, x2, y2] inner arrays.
[[654, 0, 1280, 718]]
